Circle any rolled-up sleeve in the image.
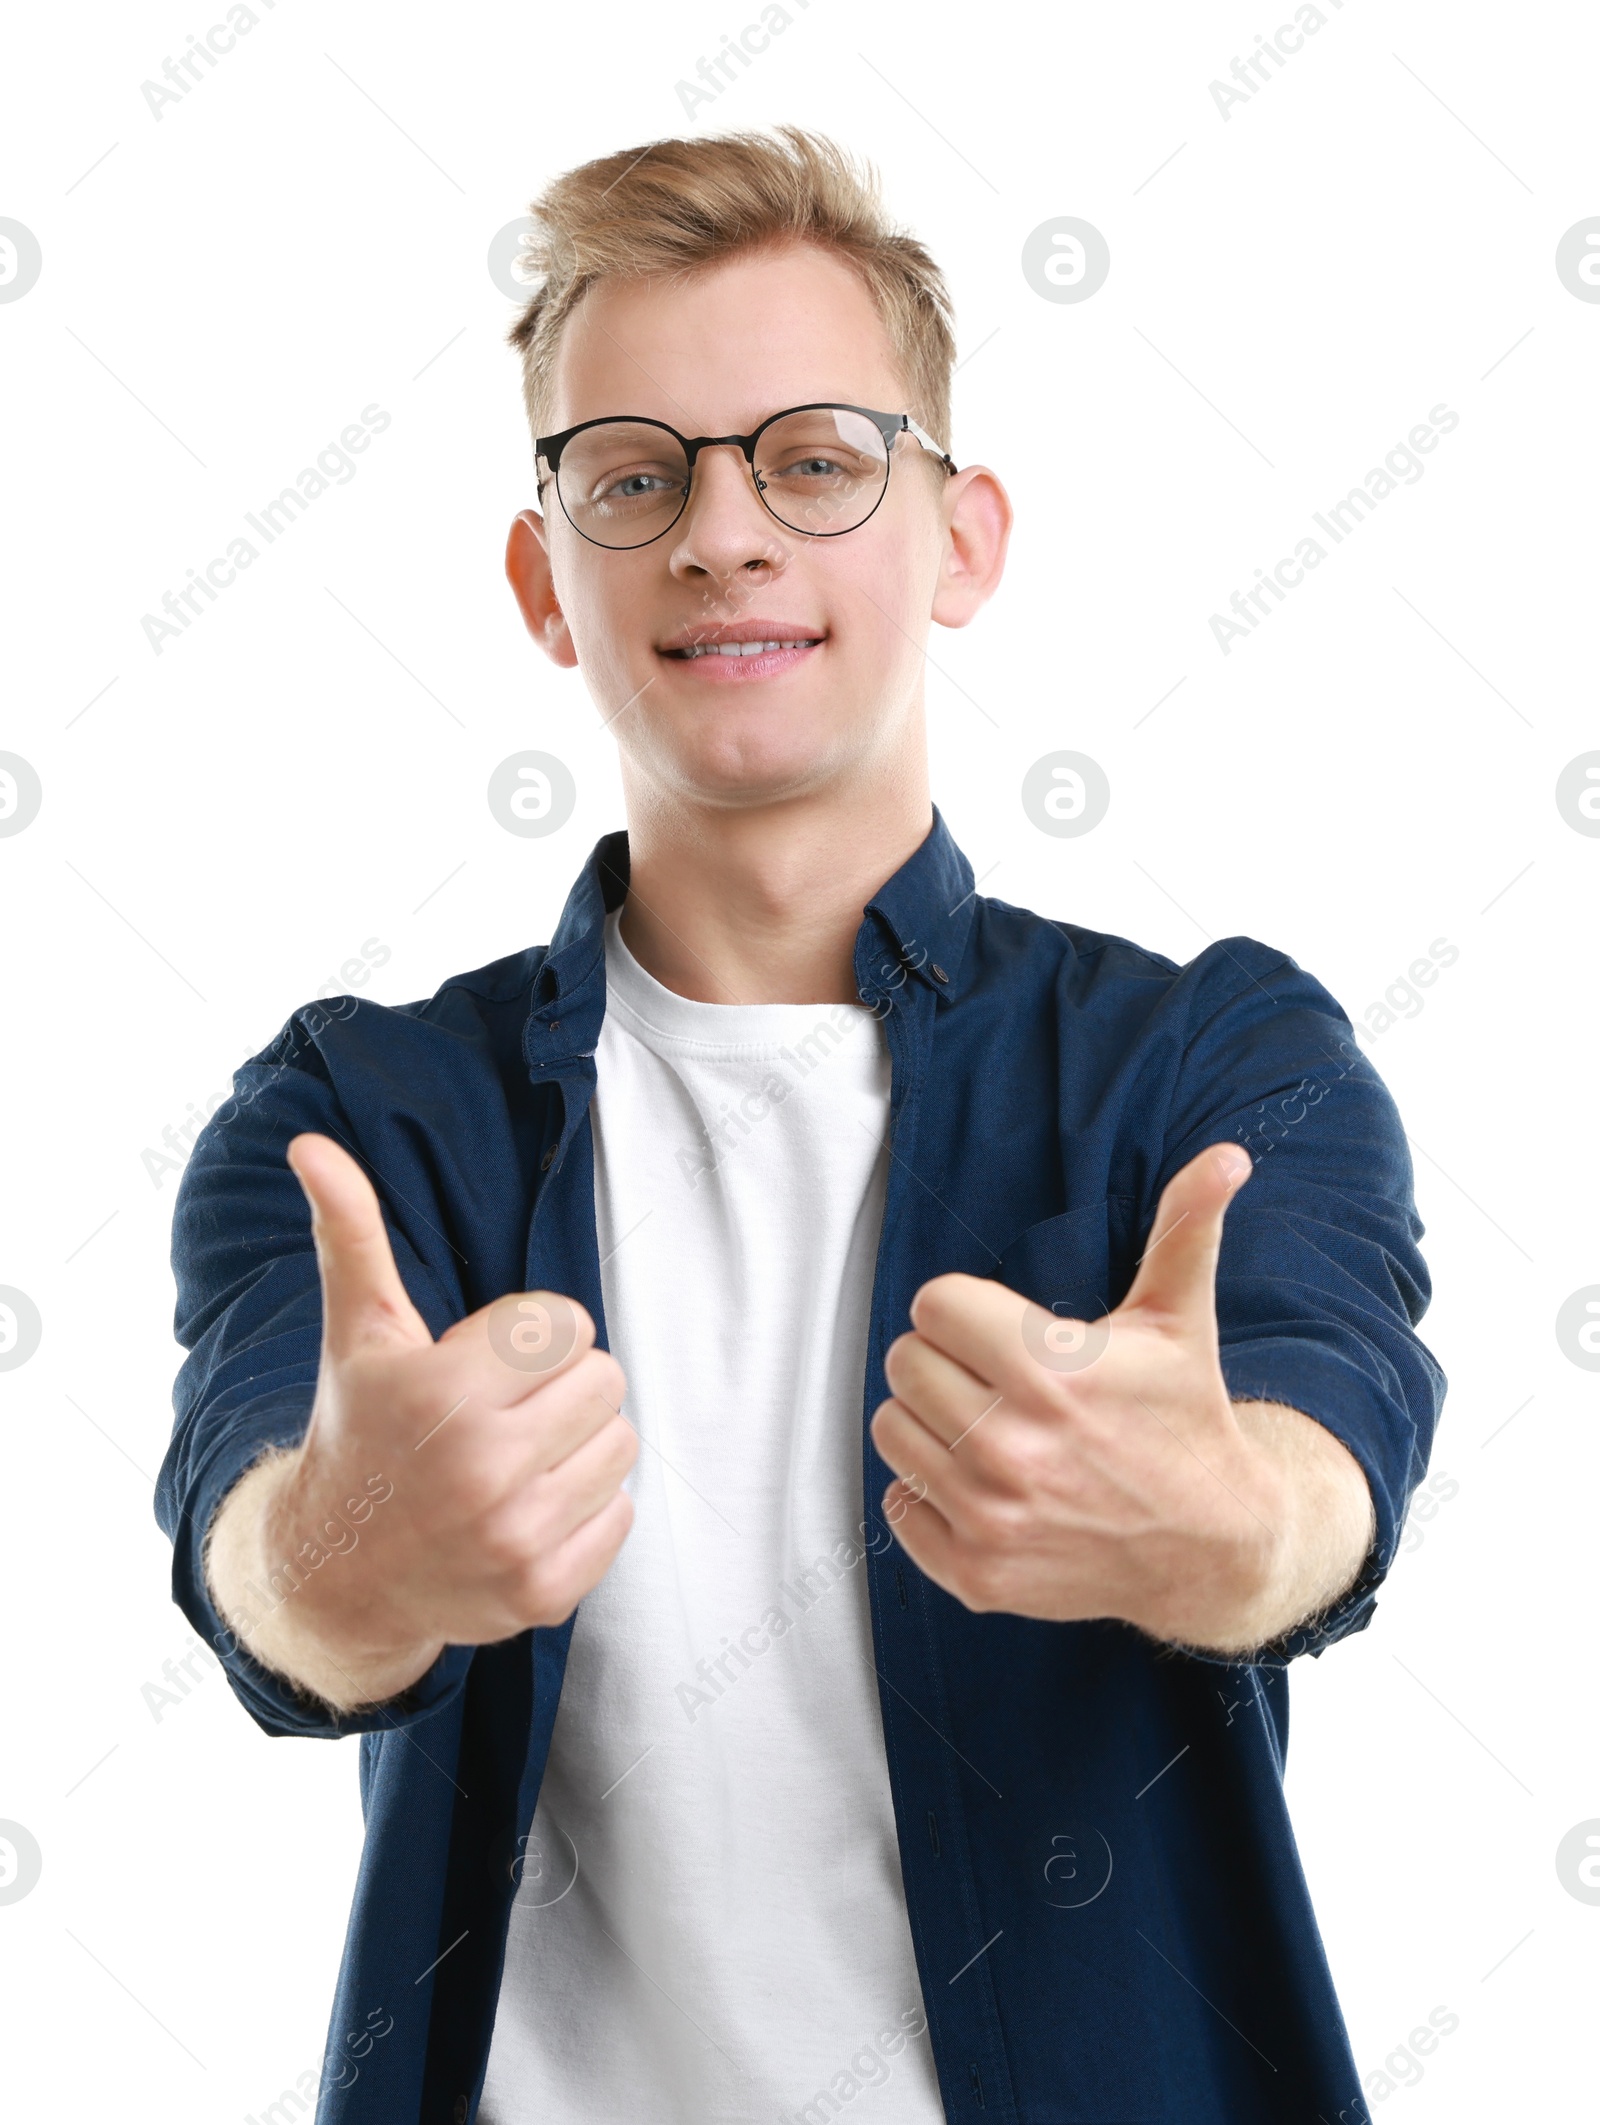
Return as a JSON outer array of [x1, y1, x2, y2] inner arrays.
[[154, 1012, 474, 1739], [1153, 937, 1446, 1664]]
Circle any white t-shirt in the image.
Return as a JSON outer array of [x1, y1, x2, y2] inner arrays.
[[479, 908, 944, 2125]]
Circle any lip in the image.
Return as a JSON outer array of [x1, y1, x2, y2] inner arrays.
[[655, 617, 826, 682]]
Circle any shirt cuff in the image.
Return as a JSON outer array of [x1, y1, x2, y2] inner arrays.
[[1211, 1334, 1407, 1665]]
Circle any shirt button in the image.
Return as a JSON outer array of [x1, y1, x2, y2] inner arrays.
[[548, 1019, 560, 1032], [540, 1147, 557, 1172], [453, 2097, 470, 2124], [931, 963, 949, 984]]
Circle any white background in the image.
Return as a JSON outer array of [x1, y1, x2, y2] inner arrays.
[[1, 1, 1594, 2117]]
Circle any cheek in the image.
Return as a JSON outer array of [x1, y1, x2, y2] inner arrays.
[[558, 555, 651, 674], [835, 524, 939, 677]]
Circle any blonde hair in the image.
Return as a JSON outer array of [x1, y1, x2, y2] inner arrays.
[[505, 125, 956, 451]]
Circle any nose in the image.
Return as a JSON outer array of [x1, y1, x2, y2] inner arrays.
[[667, 442, 792, 586]]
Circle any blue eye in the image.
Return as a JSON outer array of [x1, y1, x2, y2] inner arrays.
[[608, 471, 678, 498]]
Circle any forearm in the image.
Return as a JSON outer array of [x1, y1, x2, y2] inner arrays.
[[1156, 1399, 1377, 1660], [204, 1446, 442, 1715]]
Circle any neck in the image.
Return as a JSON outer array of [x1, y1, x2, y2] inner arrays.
[[616, 758, 932, 1007]]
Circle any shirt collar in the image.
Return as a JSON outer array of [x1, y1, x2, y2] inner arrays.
[[527, 804, 977, 1035], [857, 803, 978, 1001]]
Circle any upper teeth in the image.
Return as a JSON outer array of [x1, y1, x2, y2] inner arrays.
[[674, 640, 818, 657]]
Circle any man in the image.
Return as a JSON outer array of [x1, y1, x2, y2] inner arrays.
[[157, 126, 1443, 2124]]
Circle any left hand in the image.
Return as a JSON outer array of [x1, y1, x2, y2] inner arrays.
[[870, 1140, 1291, 1645]]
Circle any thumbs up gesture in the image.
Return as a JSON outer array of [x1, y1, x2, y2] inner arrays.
[[203, 1133, 638, 1711], [870, 1142, 1372, 1653]]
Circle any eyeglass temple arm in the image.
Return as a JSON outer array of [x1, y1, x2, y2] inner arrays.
[[901, 414, 958, 475]]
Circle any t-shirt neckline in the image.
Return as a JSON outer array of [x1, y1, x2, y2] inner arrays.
[[601, 906, 878, 1055]]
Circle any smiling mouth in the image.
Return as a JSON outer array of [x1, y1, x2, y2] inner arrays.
[[663, 638, 825, 659]]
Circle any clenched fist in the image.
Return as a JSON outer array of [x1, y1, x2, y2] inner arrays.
[[203, 1132, 638, 1711], [870, 1141, 1375, 1655]]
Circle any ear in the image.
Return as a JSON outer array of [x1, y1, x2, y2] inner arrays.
[[506, 509, 579, 668], [930, 465, 1012, 631]]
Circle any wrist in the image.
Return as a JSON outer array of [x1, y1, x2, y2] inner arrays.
[[271, 1450, 445, 1703], [1128, 1532, 1287, 1659], [1135, 1399, 1374, 1658], [1125, 1423, 1292, 1657], [209, 1444, 441, 1712]]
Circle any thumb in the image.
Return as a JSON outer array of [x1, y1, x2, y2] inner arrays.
[[1116, 1140, 1252, 1333], [287, 1132, 432, 1361]]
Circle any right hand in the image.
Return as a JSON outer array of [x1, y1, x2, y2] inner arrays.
[[213, 1132, 637, 1707]]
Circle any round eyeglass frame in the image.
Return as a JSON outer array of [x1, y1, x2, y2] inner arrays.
[[533, 401, 958, 550]]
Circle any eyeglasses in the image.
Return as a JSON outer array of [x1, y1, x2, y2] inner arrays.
[[534, 402, 958, 550]]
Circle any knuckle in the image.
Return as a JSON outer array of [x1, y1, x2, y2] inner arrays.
[[513, 1553, 564, 1624], [477, 1513, 528, 1577], [976, 1399, 1048, 1467], [606, 1417, 641, 1475], [455, 1447, 514, 1521], [971, 1490, 1030, 1546], [590, 1350, 627, 1408], [956, 1422, 1006, 1481], [954, 1550, 1006, 1612], [477, 1486, 538, 1570], [880, 1335, 916, 1389], [994, 1427, 1051, 1489], [601, 1489, 635, 1551]]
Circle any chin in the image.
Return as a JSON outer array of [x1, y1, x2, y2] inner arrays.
[[639, 720, 856, 806], [668, 745, 850, 810]]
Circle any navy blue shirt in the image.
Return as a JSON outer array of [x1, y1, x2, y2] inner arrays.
[[156, 808, 1443, 2125]]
